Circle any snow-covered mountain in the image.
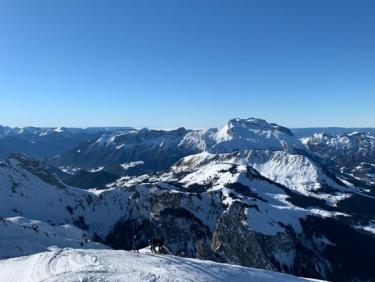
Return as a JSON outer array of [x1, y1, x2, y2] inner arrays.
[[0, 248, 319, 282], [158, 150, 355, 202], [182, 118, 305, 153], [2, 117, 375, 281], [54, 118, 307, 178], [292, 127, 375, 138], [0, 125, 133, 160], [54, 127, 194, 176], [302, 132, 375, 188], [2, 152, 375, 281]]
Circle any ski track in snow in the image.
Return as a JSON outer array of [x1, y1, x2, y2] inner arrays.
[[0, 248, 320, 282]]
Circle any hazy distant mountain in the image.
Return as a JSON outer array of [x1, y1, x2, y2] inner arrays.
[[292, 127, 375, 138], [0, 125, 134, 160]]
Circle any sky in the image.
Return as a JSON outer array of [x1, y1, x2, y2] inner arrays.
[[0, 0, 374, 129]]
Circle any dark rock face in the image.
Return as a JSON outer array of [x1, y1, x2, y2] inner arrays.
[[106, 218, 154, 250], [301, 216, 375, 282], [103, 193, 341, 280], [105, 188, 222, 255], [10, 153, 66, 189], [205, 202, 332, 280], [337, 194, 375, 218], [210, 202, 275, 270], [60, 170, 120, 189]]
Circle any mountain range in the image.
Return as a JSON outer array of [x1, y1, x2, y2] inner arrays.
[[1, 118, 375, 281]]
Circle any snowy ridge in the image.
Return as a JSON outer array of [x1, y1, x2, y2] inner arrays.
[[181, 118, 305, 153], [90, 128, 188, 150], [0, 125, 134, 138], [55, 127, 193, 174], [0, 155, 144, 239], [0, 125, 134, 160], [115, 152, 347, 237], [302, 131, 375, 190], [54, 117, 306, 175], [0, 217, 107, 259], [167, 150, 351, 202], [302, 131, 375, 164]]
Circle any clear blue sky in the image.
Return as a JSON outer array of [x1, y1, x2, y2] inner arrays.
[[0, 0, 374, 129]]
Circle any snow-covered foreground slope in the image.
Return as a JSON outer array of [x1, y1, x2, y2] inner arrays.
[[0, 248, 319, 282]]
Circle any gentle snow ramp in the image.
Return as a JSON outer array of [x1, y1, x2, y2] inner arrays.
[[0, 248, 318, 282]]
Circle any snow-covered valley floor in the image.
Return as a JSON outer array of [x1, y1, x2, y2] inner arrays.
[[0, 248, 321, 282]]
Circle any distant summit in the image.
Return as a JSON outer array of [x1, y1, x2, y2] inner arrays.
[[54, 117, 307, 176], [181, 117, 304, 153]]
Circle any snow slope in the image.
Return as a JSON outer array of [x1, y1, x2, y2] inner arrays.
[[166, 151, 351, 202], [0, 248, 319, 282], [0, 217, 108, 259]]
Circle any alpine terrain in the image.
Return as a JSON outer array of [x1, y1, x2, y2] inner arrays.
[[1, 118, 375, 282]]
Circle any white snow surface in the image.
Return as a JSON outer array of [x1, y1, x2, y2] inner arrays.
[[90, 166, 104, 172], [0, 248, 320, 282], [120, 161, 144, 170], [354, 221, 375, 234]]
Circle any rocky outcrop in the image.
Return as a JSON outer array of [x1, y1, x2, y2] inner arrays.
[[210, 201, 275, 270]]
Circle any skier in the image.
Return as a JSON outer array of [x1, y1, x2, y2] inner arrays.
[[132, 235, 139, 253]]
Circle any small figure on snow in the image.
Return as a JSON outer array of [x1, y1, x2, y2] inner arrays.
[[151, 238, 165, 254], [132, 235, 139, 253], [150, 237, 158, 253]]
